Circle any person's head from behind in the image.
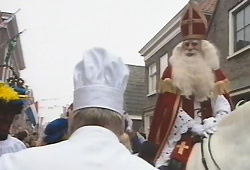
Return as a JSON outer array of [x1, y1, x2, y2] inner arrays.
[[69, 47, 129, 137], [138, 141, 157, 166], [15, 130, 29, 141], [70, 108, 124, 137], [0, 106, 19, 140], [43, 118, 68, 145], [0, 83, 24, 140]]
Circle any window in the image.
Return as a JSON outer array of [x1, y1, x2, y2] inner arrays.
[[229, 0, 250, 56], [235, 3, 250, 51], [160, 53, 168, 78], [143, 111, 154, 137], [148, 63, 157, 94]]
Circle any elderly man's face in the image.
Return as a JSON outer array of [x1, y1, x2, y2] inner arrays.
[[182, 39, 202, 57]]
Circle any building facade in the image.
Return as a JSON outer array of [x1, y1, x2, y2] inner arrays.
[[208, 0, 250, 105], [139, 8, 184, 135], [137, 0, 247, 135]]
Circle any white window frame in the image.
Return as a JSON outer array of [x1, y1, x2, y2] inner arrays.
[[144, 110, 154, 137], [228, 0, 250, 59], [160, 53, 168, 78], [148, 63, 157, 96]]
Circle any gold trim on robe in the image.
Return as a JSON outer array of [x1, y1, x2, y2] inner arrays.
[[159, 78, 230, 95]]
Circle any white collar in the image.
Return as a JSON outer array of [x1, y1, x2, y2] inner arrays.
[[69, 126, 119, 142]]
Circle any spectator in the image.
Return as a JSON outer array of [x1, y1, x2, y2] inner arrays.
[[138, 141, 158, 166], [14, 130, 30, 147], [0, 47, 157, 170], [0, 83, 27, 157], [43, 118, 68, 145]]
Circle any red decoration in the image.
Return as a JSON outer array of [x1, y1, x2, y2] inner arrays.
[[181, 2, 208, 40]]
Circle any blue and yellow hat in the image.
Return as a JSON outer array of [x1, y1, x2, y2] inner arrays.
[[0, 82, 27, 114]]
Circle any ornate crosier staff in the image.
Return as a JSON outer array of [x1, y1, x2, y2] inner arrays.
[[0, 29, 26, 81], [0, 29, 27, 97], [0, 29, 26, 65], [0, 29, 26, 49]]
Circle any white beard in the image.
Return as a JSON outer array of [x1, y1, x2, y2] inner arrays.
[[170, 49, 215, 102]]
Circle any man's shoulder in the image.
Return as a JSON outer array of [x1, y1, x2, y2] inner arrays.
[[0, 136, 25, 150], [8, 136, 25, 144], [0, 144, 157, 170], [162, 66, 172, 79], [213, 69, 230, 95], [126, 155, 157, 169], [214, 69, 227, 81], [0, 141, 69, 169], [159, 77, 179, 94]]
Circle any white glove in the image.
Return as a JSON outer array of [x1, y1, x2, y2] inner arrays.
[[205, 126, 217, 134], [191, 124, 210, 138], [203, 117, 217, 129], [191, 124, 204, 135], [203, 117, 217, 135]]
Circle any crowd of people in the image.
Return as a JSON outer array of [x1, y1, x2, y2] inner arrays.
[[0, 2, 237, 170]]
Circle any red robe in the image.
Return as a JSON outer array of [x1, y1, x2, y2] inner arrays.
[[148, 66, 233, 160]]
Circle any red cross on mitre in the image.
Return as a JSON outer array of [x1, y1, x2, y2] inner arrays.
[[180, 1, 208, 40]]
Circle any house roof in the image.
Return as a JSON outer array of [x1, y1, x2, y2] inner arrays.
[[200, 0, 219, 15], [124, 65, 146, 116]]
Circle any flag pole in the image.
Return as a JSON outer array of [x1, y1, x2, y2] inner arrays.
[[0, 29, 26, 49]]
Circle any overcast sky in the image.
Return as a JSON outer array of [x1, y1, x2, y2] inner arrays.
[[0, 0, 189, 105]]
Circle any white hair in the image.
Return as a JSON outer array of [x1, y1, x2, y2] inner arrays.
[[201, 40, 220, 70], [169, 40, 220, 101]]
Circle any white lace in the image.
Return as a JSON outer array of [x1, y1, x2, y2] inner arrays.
[[156, 95, 231, 167], [156, 108, 194, 167]]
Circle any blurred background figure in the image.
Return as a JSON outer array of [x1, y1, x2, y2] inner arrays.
[[0, 83, 27, 157], [123, 112, 133, 133], [43, 118, 68, 145], [29, 132, 39, 147], [14, 130, 30, 147], [138, 141, 158, 166], [123, 111, 146, 154], [119, 132, 132, 153]]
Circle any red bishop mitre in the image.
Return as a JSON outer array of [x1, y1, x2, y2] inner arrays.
[[181, 1, 208, 40]]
